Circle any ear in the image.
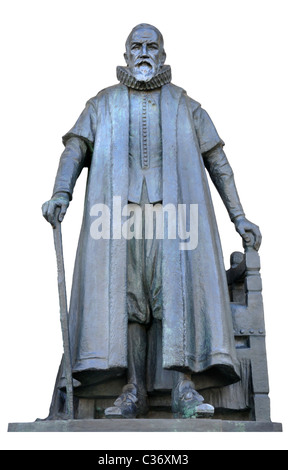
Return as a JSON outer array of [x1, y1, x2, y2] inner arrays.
[[160, 49, 166, 66], [124, 52, 129, 66]]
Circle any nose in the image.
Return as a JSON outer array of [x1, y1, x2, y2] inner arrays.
[[141, 43, 148, 56]]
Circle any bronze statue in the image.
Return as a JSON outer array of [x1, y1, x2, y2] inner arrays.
[[42, 24, 262, 420]]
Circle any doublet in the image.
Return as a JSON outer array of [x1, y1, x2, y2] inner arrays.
[[128, 88, 162, 204]]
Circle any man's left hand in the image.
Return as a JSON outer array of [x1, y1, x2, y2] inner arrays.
[[234, 216, 262, 251]]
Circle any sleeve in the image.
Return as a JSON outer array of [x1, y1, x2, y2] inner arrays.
[[52, 137, 88, 200], [62, 99, 97, 155], [52, 99, 97, 200], [194, 106, 245, 221], [194, 106, 225, 154], [203, 144, 245, 221]]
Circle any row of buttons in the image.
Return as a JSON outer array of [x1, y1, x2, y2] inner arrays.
[[142, 93, 149, 168]]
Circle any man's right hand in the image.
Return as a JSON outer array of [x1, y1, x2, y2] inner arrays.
[[42, 192, 70, 228]]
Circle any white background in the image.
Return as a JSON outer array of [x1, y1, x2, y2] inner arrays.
[[1, 0, 287, 450]]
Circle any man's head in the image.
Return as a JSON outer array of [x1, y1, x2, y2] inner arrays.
[[124, 24, 166, 82]]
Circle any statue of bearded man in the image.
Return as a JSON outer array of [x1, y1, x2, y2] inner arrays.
[[42, 24, 261, 419]]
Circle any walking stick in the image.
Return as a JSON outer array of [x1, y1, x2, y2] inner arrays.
[[52, 208, 74, 419]]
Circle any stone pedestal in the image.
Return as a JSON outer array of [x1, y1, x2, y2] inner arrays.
[[8, 419, 282, 433]]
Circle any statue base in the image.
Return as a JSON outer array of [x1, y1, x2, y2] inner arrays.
[[8, 419, 282, 433]]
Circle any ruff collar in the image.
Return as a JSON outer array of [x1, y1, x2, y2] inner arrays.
[[116, 65, 171, 90]]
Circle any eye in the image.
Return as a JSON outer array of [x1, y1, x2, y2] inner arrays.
[[131, 43, 141, 50], [148, 43, 159, 50]]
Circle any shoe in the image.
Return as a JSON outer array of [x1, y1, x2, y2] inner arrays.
[[172, 379, 214, 419], [194, 403, 215, 418], [104, 383, 149, 419]]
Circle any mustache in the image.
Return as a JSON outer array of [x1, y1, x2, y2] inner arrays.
[[134, 58, 154, 67]]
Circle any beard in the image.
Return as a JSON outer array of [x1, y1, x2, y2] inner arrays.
[[131, 59, 160, 82]]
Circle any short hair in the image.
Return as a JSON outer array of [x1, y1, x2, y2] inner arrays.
[[125, 24, 164, 51]]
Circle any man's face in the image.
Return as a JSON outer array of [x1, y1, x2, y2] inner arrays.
[[125, 27, 165, 82]]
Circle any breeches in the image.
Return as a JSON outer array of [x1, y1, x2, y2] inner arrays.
[[127, 187, 162, 324]]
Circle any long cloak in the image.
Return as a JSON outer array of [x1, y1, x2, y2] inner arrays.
[[54, 82, 240, 392]]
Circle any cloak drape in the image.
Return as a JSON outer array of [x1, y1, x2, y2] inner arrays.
[[55, 83, 240, 391]]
